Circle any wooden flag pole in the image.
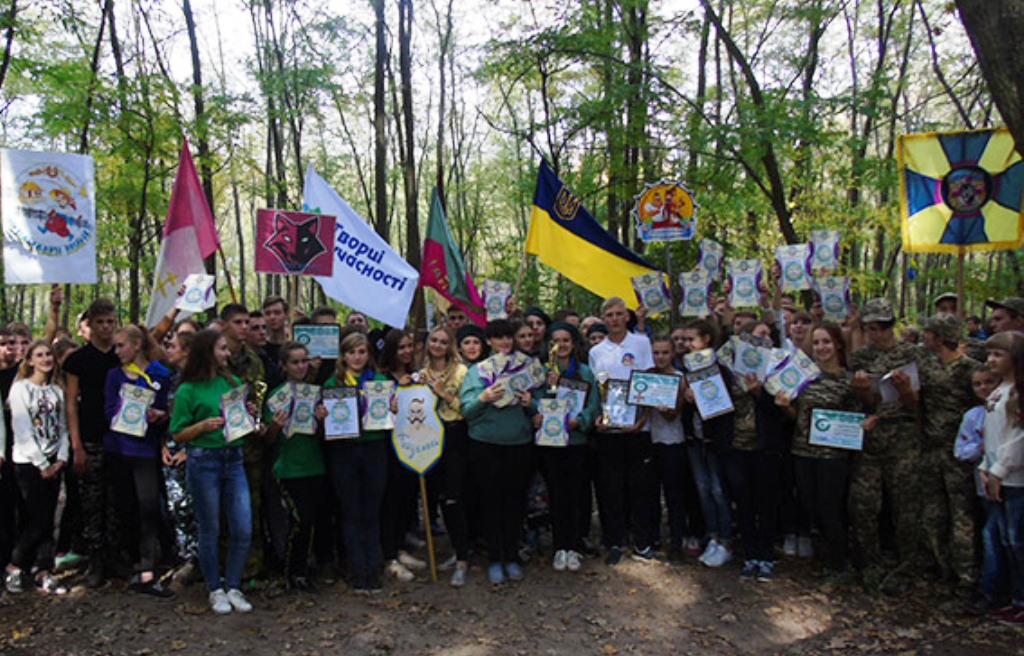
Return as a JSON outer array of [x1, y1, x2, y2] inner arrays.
[[956, 250, 966, 319], [217, 246, 239, 304], [419, 475, 437, 582]]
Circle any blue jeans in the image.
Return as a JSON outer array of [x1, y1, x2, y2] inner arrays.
[[325, 440, 387, 579], [686, 441, 732, 542], [186, 445, 252, 592], [986, 486, 1024, 605]]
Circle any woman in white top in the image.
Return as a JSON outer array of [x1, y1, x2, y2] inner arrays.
[[3, 340, 69, 595]]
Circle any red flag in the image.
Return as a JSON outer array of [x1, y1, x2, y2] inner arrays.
[[420, 187, 485, 326], [145, 139, 221, 325]]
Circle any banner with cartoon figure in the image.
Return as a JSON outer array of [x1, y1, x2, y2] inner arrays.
[[255, 209, 336, 276], [1, 150, 96, 284], [393, 385, 444, 474], [633, 181, 697, 242]]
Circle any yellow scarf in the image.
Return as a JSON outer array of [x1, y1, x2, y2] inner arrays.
[[124, 362, 153, 388]]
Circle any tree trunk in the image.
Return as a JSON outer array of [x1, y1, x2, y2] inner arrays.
[[373, 0, 389, 238], [183, 0, 216, 276], [398, 0, 424, 327]]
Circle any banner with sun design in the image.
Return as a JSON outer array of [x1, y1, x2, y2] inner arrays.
[[898, 128, 1024, 253]]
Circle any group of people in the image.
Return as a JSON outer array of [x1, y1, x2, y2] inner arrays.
[[0, 280, 1022, 622]]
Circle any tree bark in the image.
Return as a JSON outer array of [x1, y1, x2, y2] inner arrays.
[[373, 0, 389, 238]]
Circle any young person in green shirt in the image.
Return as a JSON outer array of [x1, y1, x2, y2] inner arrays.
[[264, 342, 328, 593], [169, 330, 253, 615]]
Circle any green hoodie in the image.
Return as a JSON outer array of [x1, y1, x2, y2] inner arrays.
[[460, 362, 532, 446]]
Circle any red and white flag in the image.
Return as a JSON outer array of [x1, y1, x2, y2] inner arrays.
[[144, 140, 221, 326]]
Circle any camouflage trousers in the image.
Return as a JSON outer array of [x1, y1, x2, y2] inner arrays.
[[920, 448, 980, 586], [849, 430, 921, 569], [79, 442, 119, 561], [243, 440, 265, 578]]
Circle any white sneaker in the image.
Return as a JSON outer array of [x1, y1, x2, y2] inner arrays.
[[209, 588, 231, 615], [226, 588, 252, 613], [566, 551, 582, 572], [698, 539, 719, 566], [783, 534, 798, 557], [552, 550, 568, 572], [704, 542, 733, 568], [398, 552, 427, 571], [387, 559, 415, 582], [797, 536, 814, 558]]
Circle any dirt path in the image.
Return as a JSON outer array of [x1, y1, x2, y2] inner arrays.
[[1, 558, 1019, 655]]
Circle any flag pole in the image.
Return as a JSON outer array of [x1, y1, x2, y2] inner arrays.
[[217, 245, 239, 304], [956, 250, 965, 319]]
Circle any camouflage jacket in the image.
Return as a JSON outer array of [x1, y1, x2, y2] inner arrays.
[[792, 371, 861, 459], [849, 341, 939, 423], [228, 345, 266, 389], [919, 353, 982, 450]]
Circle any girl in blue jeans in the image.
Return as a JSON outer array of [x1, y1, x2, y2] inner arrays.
[[979, 331, 1024, 623], [170, 330, 253, 615]]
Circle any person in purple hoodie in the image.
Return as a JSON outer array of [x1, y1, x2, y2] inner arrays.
[[103, 325, 173, 598]]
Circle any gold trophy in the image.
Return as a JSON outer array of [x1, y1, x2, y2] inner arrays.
[[548, 342, 561, 395], [596, 371, 610, 426]]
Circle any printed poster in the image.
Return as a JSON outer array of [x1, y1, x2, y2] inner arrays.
[[776, 244, 812, 292], [1, 150, 97, 284], [633, 181, 697, 242], [535, 398, 570, 447], [255, 209, 336, 276]]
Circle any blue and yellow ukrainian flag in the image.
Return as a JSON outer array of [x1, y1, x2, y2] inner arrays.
[[899, 127, 1024, 253], [526, 161, 657, 305]]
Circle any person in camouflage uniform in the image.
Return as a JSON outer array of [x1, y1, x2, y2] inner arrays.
[[848, 299, 937, 583], [220, 304, 268, 578], [919, 314, 983, 590]]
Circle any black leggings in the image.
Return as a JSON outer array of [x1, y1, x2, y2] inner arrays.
[[280, 475, 325, 578], [381, 446, 420, 560], [538, 444, 588, 552], [793, 455, 852, 570], [721, 449, 783, 562], [596, 432, 658, 549], [432, 421, 471, 561], [109, 453, 163, 572], [12, 464, 61, 572], [470, 440, 533, 564]]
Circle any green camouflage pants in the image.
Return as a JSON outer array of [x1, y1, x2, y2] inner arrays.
[[920, 448, 979, 585]]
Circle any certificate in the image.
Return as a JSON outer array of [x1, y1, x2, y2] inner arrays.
[[287, 383, 320, 437], [727, 258, 762, 308], [814, 276, 850, 322], [322, 387, 360, 439], [810, 229, 841, 275], [603, 379, 638, 428], [482, 280, 512, 321], [175, 274, 216, 313], [685, 365, 735, 420], [627, 371, 682, 409], [632, 272, 671, 317], [678, 270, 711, 318], [535, 398, 569, 447], [362, 380, 395, 431], [879, 361, 920, 404], [556, 377, 590, 421], [809, 409, 865, 451], [731, 337, 771, 380], [220, 384, 256, 443], [493, 358, 545, 408], [697, 238, 724, 281], [293, 324, 340, 359], [764, 354, 821, 400], [683, 348, 717, 373], [266, 384, 294, 415], [776, 244, 812, 292], [111, 384, 156, 438]]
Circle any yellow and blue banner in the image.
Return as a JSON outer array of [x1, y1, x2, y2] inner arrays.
[[526, 161, 658, 305], [898, 127, 1024, 253]]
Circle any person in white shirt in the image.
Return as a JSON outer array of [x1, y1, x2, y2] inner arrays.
[[3, 340, 69, 596], [588, 297, 657, 565]]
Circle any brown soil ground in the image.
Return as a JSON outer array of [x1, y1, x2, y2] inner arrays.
[[1, 554, 1021, 656]]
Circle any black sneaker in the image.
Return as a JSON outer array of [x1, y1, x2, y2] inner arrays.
[[631, 546, 657, 563], [605, 546, 625, 567], [366, 574, 383, 593], [129, 579, 175, 599]]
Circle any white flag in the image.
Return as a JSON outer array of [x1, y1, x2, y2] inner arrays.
[[1, 150, 97, 284], [304, 165, 418, 327]]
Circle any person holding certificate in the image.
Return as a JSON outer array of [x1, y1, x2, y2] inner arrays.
[[322, 332, 392, 593], [103, 325, 173, 598], [169, 330, 254, 615], [419, 326, 471, 586], [646, 336, 688, 562], [775, 323, 873, 580], [532, 322, 600, 574], [378, 329, 427, 584], [263, 342, 328, 593], [588, 297, 656, 566], [459, 319, 534, 585]]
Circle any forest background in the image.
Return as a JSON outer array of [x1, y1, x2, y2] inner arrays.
[[0, 0, 1014, 330]]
